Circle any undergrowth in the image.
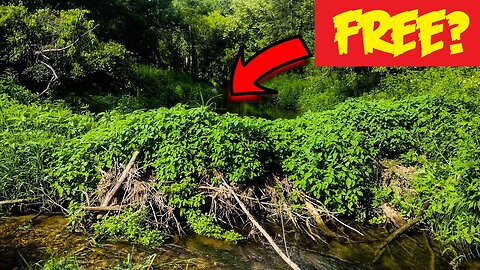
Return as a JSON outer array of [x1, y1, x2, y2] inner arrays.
[[1, 78, 480, 260], [93, 207, 164, 246]]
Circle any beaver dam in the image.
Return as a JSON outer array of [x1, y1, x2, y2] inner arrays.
[[3, 95, 480, 269], [1, 156, 479, 269]]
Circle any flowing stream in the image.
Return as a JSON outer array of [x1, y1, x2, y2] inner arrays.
[[3, 214, 478, 269]]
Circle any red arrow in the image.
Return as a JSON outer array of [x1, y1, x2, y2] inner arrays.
[[230, 36, 312, 96]]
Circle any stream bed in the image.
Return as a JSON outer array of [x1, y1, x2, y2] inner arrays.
[[1, 214, 479, 269]]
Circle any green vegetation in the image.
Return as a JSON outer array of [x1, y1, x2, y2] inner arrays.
[[26, 252, 157, 270], [22, 253, 80, 270], [1, 4, 129, 97], [2, 72, 480, 259], [39, 255, 80, 270], [266, 65, 480, 112], [93, 208, 164, 246], [1, 0, 312, 108], [0, 74, 95, 202], [2, 0, 480, 267]]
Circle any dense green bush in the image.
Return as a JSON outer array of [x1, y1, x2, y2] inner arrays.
[[413, 114, 480, 253], [131, 65, 218, 108], [265, 65, 381, 111], [267, 66, 480, 112], [44, 93, 480, 249], [0, 78, 95, 201], [0, 71, 36, 103], [184, 209, 244, 243], [366, 67, 480, 100], [2, 1, 479, 262], [64, 65, 219, 113], [2, 81, 480, 253]]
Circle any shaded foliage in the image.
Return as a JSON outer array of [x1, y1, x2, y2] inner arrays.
[[1, 3, 130, 97]]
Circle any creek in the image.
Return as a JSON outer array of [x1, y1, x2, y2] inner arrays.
[[2, 214, 476, 269]]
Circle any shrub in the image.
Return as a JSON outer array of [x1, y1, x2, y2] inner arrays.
[[3, 81, 480, 253], [0, 92, 95, 202], [93, 207, 164, 246]]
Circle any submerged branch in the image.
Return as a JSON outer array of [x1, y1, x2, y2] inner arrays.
[[424, 231, 436, 270], [374, 202, 430, 262], [303, 199, 337, 238]]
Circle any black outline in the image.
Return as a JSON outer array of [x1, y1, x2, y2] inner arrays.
[[229, 35, 313, 96]]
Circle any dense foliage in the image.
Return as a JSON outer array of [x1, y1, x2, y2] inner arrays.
[[92, 207, 164, 246], [0, 75, 95, 202], [3, 2, 480, 114], [266, 65, 480, 112], [2, 0, 480, 266], [1, 4, 129, 96], [2, 71, 480, 256]]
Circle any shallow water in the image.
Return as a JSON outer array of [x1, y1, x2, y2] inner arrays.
[[0, 214, 477, 269]]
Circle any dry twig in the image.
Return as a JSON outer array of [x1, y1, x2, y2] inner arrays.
[[101, 148, 142, 207], [221, 180, 301, 270]]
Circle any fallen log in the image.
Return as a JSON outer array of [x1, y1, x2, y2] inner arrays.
[[101, 147, 142, 207], [222, 181, 301, 270], [301, 194, 362, 237], [374, 202, 430, 262]]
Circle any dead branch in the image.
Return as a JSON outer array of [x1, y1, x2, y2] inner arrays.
[[222, 181, 301, 270], [25, 210, 44, 225], [303, 199, 337, 238], [301, 193, 363, 237], [381, 203, 406, 228], [83, 205, 123, 211], [35, 24, 99, 55], [328, 214, 364, 237], [82, 191, 91, 207], [280, 213, 290, 257], [304, 218, 326, 243], [32, 24, 99, 97], [374, 202, 430, 262], [87, 160, 182, 236], [101, 147, 142, 207], [0, 198, 35, 205], [37, 60, 58, 97]]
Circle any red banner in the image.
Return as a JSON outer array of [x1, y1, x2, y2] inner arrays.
[[315, 0, 480, 66]]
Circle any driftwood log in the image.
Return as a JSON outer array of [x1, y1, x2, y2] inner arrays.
[[381, 203, 406, 228], [0, 198, 35, 205]]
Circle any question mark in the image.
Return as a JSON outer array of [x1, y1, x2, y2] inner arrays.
[[446, 11, 470, 55]]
